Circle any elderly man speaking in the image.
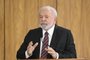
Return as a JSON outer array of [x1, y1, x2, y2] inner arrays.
[[17, 6, 77, 59]]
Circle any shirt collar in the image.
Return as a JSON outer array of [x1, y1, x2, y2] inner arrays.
[[42, 25, 55, 36]]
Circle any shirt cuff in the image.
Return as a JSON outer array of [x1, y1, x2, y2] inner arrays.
[[52, 52, 59, 59], [25, 50, 32, 58], [56, 52, 59, 59]]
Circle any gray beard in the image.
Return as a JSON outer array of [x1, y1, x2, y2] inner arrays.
[[40, 24, 53, 30]]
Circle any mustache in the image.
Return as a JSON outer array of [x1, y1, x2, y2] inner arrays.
[[40, 23, 47, 25]]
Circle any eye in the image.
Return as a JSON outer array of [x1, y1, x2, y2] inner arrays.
[[39, 16, 43, 18], [45, 16, 48, 18]]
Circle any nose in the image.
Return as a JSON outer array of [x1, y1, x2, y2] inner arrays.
[[42, 17, 46, 21]]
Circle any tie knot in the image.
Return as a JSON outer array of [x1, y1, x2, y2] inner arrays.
[[45, 32, 48, 36]]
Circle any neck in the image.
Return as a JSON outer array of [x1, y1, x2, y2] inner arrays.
[[44, 24, 55, 31]]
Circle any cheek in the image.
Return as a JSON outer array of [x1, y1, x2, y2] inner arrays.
[[47, 20, 52, 25], [39, 19, 43, 22], [48, 18, 55, 23], [39, 18, 42, 21]]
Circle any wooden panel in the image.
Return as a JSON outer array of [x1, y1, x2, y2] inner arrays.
[[81, 0, 90, 59], [0, 0, 4, 60], [4, 0, 90, 60], [38, 0, 56, 8], [57, 0, 71, 28], [5, 0, 18, 59], [24, 0, 39, 30], [57, 0, 90, 59], [70, 0, 83, 58], [5, 0, 38, 60]]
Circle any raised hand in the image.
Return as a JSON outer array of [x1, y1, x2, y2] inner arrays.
[[45, 47, 58, 59], [27, 41, 38, 55]]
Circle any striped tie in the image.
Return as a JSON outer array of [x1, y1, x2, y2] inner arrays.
[[41, 32, 48, 59]]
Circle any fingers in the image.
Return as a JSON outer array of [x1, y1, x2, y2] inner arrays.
[[33, 42, 38, 48], [45, 47, 56, 54], [27, 41, 38, 54], [27, 41, 38, 49], [29, 41, 33, 46], [27, 41, 33, 49], [45, 47, 54, 51], [45, 47, 57, 59]]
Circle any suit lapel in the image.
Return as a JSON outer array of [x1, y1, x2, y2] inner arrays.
[[34, 28, 42, 58], [47, 25, 58, 58], [50, 25, 58, 49], [37, 28, 42, 58]]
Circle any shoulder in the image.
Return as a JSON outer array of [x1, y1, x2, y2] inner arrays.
[[29, 27, 42, 33], [55, 25, 71, 33], [55, 25, 73, 39], [26, 27, 42, 36], [25, 27, 42, 39]]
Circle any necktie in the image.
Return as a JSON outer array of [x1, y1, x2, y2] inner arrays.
[[41, 32, 49, 59]]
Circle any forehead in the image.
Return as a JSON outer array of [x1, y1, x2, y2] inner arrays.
[[39, 9, 52, 16]]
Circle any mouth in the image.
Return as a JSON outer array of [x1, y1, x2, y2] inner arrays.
[[40, 23, 48, 28], [41, 23, 47, 26]]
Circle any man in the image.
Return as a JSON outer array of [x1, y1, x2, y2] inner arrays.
[[17, 6, 77, 59]]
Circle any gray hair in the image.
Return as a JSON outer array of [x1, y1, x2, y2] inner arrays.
[[39, 6, 57, 17]]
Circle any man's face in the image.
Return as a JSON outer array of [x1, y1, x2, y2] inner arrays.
[[39, 10, 56, 30]]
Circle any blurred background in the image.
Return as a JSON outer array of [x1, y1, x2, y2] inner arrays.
[[0, 0, 90, 60]]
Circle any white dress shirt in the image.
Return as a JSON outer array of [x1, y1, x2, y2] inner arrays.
[[25, 25, 59, 59], [39, 25, 55, 57]]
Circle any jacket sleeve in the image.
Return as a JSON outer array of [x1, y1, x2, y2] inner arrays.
[[16, 30, 32, 59], [59, 30, 77, 58]]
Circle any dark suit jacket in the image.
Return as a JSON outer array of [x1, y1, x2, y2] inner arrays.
[[17, 25, 77, 59]]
